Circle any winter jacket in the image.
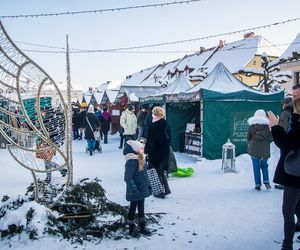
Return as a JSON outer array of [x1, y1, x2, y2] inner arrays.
[[145, 118, 171, 173], [100, 111, 111, 133], [79, 110, 87, 128], [72, 109, 81, 128], [247, 116, 273, 159], [278, 102, 293, 132], [123, 144, 151, 202], [137, 110, 146, 127], [84, 112, 99, 140], [143, 111, 152, 138], [120, 109, 137, 136], [271, 113, 300, 188]]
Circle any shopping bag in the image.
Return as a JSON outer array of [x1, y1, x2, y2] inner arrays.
[[284, 149, 300, 177], [147, 168, 164, 196]]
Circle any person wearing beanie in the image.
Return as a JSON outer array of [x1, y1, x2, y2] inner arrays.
[[247, 109, 273, 191], [84, 105, 99, 155], [145, 106, 171, 198], [123, 140, 151, 237], [120, 104, 137, 144]]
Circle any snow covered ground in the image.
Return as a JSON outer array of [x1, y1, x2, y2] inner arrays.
[[0, 134, 297, 250]]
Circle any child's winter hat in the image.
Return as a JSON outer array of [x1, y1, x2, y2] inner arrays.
[[127, 140, 144, 153]]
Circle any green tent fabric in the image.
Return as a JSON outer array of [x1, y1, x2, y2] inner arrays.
[[166, 102, 200, 152], [22, 97, 52, 120], [202, 89, 284, 159]]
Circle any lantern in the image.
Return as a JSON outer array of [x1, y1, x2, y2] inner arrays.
[[221, 139, 236, 173]]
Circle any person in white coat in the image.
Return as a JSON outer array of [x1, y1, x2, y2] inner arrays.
[[120, 104, 137, 144]]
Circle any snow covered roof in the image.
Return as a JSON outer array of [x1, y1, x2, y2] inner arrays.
[[93, 92, 105, 104], [121, 35, 281, 91], [120, 65, 159, 87], [191, 35, 281, 76], [155, 73, 194, 95], [186, 62, 259, 94], [105, 89, 119, 103], [278, 33, 300, 61], [269, 33, 300, 69]]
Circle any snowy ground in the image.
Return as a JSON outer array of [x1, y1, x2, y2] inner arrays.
[[0, 134, 298, 250]]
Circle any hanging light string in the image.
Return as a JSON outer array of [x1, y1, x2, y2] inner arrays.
[[0, 0, 201, 19], [14, 16, 300, 53], [20, 41, 300, 54]]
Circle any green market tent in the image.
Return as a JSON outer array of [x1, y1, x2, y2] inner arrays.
[[165, 63, 284, 159]]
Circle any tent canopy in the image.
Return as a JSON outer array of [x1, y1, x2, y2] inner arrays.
[[166, 63, 284, 159]]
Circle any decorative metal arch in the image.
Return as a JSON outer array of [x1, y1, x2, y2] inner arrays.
[[0, 21, 73, 207]]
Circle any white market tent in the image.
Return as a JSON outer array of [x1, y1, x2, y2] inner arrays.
[[154, 73, 194, 96]]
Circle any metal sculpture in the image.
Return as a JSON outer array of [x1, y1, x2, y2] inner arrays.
[[0, 21, 73, 207]]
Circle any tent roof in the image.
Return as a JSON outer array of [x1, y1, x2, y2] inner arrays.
[[155, 74, 194, 95], [186, 62, 260, 94]]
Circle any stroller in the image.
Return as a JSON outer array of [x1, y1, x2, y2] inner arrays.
[[86, 131, 102, 154]]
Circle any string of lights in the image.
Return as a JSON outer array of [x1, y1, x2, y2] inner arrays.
[[0, 0, 201, 19], [20, 41, 300, 54], [14, 16, 300, 53]]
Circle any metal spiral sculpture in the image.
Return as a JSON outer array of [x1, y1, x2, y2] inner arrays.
[[0, 21, 72, 207]]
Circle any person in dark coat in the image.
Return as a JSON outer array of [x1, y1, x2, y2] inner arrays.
[[268, 96, 300, 250], [123, 140, 151, 237], [275, 97, 293, 190], [143, 105, 153, 139], [145, 106, 171, 198], [100, 107, 111, 144], [72, 108, 81, 140], [84, 105, 99, 155], [137, 106, 146, 138], [78, 108, 87, 140], [247, 109, 273, 191]]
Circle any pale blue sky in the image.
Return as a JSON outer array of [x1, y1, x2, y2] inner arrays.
[[1, 0, 300, 89]]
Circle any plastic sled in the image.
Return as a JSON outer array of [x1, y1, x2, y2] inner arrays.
[[171, 167, 194, 177]]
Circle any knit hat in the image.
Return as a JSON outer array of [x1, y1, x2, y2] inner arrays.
[[248, 109, 269, 126], [127, 140, 144, 153], [87, 105, 94, 113]]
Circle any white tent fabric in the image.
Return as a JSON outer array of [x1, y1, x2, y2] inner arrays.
[[154, 73, 194, 95], [185, 62, 259, 94]]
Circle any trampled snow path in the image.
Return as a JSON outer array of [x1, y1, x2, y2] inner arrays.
[[0, 135, 298, 250]]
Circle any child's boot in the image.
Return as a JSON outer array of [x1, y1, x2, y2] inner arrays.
[[139, 217, 151, 235], [128, 221, 140, 237]]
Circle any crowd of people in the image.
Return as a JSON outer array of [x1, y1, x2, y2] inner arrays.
[[70, 90, 300, 247], [72, 105, 111, 155]]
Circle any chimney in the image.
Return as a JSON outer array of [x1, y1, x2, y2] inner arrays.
[[244, 32, 255, 39], [219, 40, 224, 48]]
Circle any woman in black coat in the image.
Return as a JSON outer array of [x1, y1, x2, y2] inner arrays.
[[145, 106, 171, 198], [84, 105, 99, 155], [268, 97, 300, 250]]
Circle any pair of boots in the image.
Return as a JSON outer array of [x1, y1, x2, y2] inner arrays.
[[128, 219, 151, 237]]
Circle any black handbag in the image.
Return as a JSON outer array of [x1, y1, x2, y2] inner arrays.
[[284, 149, 300, 177]]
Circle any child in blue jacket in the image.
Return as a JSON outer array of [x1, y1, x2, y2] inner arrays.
[[123, 140, 151, 237]]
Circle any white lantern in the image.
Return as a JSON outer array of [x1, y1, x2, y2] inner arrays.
[[221, 139, 236, 173]]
